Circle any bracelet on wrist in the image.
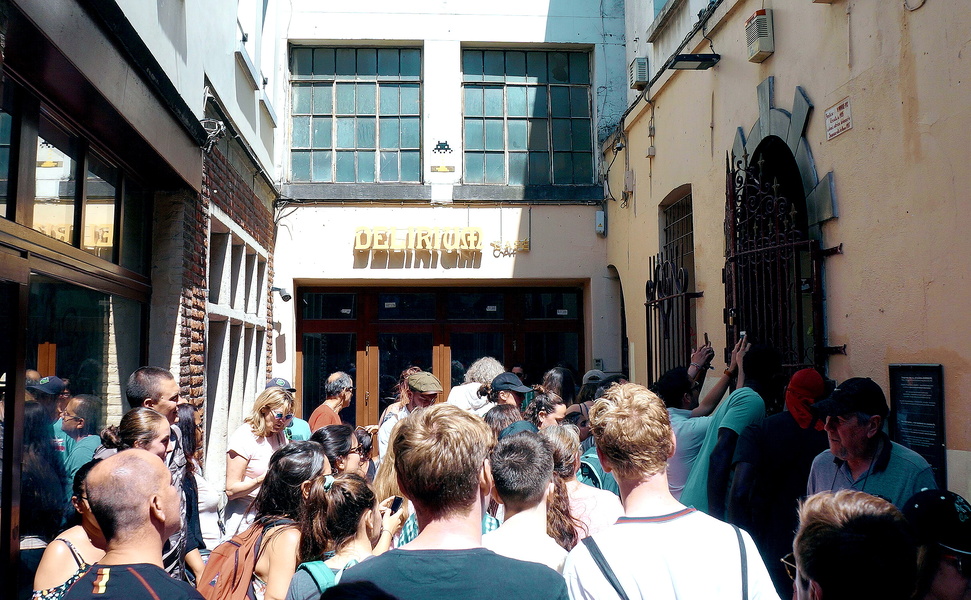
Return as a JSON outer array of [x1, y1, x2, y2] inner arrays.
[[690, 362, 703, 369]]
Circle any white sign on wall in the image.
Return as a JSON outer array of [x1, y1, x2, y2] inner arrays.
[[824, 97, 852, 140]]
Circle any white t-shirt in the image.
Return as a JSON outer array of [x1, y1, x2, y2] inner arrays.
[[666, 408, 710, 500], [223, 424, 286, 539], [563, 507, 779, 600], [193, 459, 224, 551], [482, 511, 568, 573], [568, 480, 624, 537], [446, 382, 494, 416]]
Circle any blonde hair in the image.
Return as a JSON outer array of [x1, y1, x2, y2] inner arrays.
[[393, 404, 494, 519], [245, 387, 294, 438], [588, 383, 672, 480], [372, 421, 410, 520]]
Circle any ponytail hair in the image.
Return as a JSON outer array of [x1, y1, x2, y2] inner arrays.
[[101, 407, 167, 450], [299, 473, 376, 563], [547, 475, 580, 550], [540, 424, 588, 546]]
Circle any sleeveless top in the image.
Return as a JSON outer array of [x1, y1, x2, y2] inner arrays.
[[32, 538, 90, 600]]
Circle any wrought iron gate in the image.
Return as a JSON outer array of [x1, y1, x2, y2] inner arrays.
[[645, 248, 702, 386], [724, 154, 833, 410]]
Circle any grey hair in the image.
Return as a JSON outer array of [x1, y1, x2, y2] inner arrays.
[[464, 357, 505, 385], [324, 372, 353, 397]]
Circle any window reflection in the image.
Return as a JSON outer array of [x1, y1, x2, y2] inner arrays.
[[82, 153, 117, 261], [33, 116, 78, 244]]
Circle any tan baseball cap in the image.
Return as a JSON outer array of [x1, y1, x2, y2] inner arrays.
[[407, 371, 443, 393]]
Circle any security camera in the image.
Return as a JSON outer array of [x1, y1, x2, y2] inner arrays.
[[271, 286, 292, 302]]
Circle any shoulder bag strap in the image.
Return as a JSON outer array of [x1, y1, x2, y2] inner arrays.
[[731, 525, 748, 600], [581, 536, 630, 600]]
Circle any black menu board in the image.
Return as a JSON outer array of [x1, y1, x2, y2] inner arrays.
[[888, 364, 946, 488]]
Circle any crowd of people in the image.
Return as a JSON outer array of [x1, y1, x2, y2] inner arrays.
[[14, 348, 971, 600]]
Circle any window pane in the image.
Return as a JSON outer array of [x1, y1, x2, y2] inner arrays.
[[358, 150, 376, 182], [292, 150, 311, 181], [33, 116, 78, 245], [572, 119, 592, 152], [506, 86, 527, 117], [378, 49, 400, 77], [357, 49, 377, 76], [336, 48, 356, 77], [302, 333, 357, 423], [357, 118, 376, 148], [292, 116, 311, 148], [465, 118, 484, 151], [484, 152, 505, 183], [506, 52, 526, 82], [0, 92, 11, 219], [483, 87, 503, 117], [528, 119, 549, 150], [303, 293, 357, 319], [312, 117, 332, 148], [507, 119, 527, 151], [400, 117, 420, 148], [526, 52, 547, 83], [356, 83, 376, 114], [569, 53, 590, 84], [573, 152, 592, 183], [400, 151, 420, 182], [484, 119, 504, 151], [380, 151, 399, 181], [293, 48, 313, 76], [571, 87, 589, 117], [380, 118, 400, 149], [463, 51, 483, 81], [464, 86, 483, 117], [508, 152, 527, 185], [550, 87, 571, 117], [399, 84, 420, 115], [313, 150, 333, 181], [336, 118, 355, 148], [524, 291, 580, 319], [483, 51, 504, 82], [120, 179, 148, 273], [313, 48, 336, 76], [336, 83, 355, 113], [313, 83, 332, 114], [465, 152, 484, 183], [552, 119, 572, 150], [380, 84, 399, 115], [292, 83, 312, 114], [527, 87, 547, 117], [82, 153, 116, 261], [548, 52, 570, 83], [400, 49, 421, 78], [552, 152, 573, 184], [336, 151, 356, 181], [528, 152, 550, 184], [447, 293, 505, 320]]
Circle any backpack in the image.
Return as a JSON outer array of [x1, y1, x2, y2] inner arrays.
[[577, 446, 621, 496], [198, 517, 294, 600]]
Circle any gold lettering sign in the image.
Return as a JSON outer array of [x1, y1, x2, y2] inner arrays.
[[354, 227, 484, 252]]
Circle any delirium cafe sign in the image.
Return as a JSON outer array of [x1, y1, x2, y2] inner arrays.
[[354, 227, 483, 251]]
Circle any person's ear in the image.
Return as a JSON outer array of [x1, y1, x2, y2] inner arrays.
[[808, 578, 823, 600], [149, 493, 167, 526], [596, 446, 613, 473], [682, 392, 692, 409], [866, 415, 882, 438], [668, 430, 678, 459], [479, 458, 494, 499], [300, 479, 313, 500]]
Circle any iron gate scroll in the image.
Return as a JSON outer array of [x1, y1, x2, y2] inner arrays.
[[645, 249, 703, 386], [724, 154, 826, 408]]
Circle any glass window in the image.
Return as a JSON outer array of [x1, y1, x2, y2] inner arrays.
[[0, 80, 15, 220], [82, 153, 117, 261], [120, 179, 149, 275], [290, 48, 421, 183], [462, 50, 593, 185], [447, 292, 505, 320], [377, 293, 435, 320], [302, 292, 356, 319], [450, 332, 504, 386], [523, 291, 580, 319], [302, 333, 357, 423], [33, 116, 79, 245]]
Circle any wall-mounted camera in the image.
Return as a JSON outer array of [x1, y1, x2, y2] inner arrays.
[[271, 286, 292, 302]]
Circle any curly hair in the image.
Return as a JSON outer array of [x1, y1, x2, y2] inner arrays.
[[464, 357, 505, 385], [589, 383, 672, 480]]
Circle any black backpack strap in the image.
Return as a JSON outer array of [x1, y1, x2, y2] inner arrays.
[[581, 537, 630, 600], [731, 525, 748, 600]]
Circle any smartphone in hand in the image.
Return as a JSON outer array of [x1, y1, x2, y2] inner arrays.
[[390, 496, 404, 513]]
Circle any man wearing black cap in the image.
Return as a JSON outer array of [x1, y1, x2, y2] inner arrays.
[[903, 489, 971, 600], [266, 377, 311, 440], [807, 377, 937, 507]]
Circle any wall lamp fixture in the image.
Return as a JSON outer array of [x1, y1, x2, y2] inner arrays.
[[669, 53, 721, 70]]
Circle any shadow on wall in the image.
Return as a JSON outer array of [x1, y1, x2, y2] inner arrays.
[[354, 249, 482, 269]]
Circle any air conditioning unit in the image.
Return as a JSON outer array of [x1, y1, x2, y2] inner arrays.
[[629, 57, 649, 90], [745, 9, 774, 63]]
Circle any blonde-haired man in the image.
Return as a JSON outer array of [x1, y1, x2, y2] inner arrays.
[[342, 403, 568, 600], [562, 383, 779, 600]]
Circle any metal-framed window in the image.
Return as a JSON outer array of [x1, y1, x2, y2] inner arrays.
[[462, 50, 593, 185], [290, 48, 422, 183]]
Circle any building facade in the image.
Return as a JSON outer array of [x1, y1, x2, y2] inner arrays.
[[608, 0, 971, 496], [272, 1, 628, 424], [0, 0, 279, 591]]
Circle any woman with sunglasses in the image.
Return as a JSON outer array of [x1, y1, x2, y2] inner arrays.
[[311, 424, 367, 477], [224, 387, 293, 540]]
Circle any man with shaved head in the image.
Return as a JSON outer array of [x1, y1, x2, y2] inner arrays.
[[63, 449, 203, 599]]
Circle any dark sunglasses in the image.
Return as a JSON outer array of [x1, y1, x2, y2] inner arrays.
[[781, 552, 797, 581], [943, 552, 971, 579]]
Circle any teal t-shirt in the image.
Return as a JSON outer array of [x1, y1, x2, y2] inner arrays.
[[287, 417, 312, 441], [679, 387, 766, 512], [64, 434, 101, 481]]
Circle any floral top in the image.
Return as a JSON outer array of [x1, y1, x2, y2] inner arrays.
[[32, 538, 89, 600]]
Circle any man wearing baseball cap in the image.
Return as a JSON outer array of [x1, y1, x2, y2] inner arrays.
[[266, 377, 311, 440], [903, 489, 971, 600], [377, 371, 442, 458], [807, 377, 937, 507]]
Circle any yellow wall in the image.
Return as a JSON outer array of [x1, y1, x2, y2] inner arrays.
[[608, 0, 971, 495]]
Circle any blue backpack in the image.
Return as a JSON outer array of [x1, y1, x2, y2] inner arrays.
[[577, 445, 620, 496]]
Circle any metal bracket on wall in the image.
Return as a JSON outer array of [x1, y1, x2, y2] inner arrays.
[[821, 243, 843, 257], [824, 345, 847, 355]]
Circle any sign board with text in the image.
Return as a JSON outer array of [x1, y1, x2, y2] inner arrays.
[[888, 363, 946, 488], [824, 97, 853, 140]]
